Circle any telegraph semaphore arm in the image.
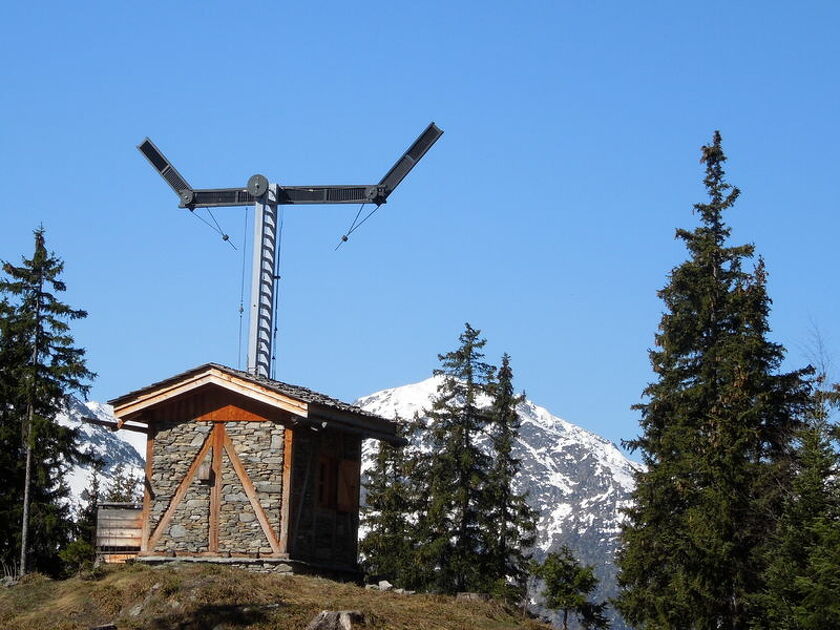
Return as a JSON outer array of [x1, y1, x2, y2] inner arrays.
[[137, 138, 196, 206], [137, 122, 443, 379], [183, 185, 381, 209], [138, 122, 443, 210], [377, 122, 443, 204]]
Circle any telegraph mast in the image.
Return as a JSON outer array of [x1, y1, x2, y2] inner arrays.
[[138, 123, 443, 378]]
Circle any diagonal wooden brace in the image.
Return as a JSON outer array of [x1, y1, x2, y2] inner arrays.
[[148, 431, 213, 551], [223, 433, 282, 554]]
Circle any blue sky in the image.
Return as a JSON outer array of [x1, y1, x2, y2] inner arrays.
[[1, 2, 838, 456]]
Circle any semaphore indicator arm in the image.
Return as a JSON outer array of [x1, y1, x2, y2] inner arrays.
[[137, 122, 443, 210]]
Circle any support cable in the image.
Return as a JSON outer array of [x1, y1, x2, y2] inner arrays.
[[270, 207, 285, 380], [335, 203, 382, 250], [189, 208, 237, 250]]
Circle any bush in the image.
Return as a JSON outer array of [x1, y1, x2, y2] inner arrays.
[[59, 539, 95, 576]]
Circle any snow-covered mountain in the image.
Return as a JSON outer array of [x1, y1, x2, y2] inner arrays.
[[58, 397, 145, 506], [355, 376, 643, 629]]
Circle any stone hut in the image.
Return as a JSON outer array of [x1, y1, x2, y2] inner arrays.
[[107, 363, 400, 575]]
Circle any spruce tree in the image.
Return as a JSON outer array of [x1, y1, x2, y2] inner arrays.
[[103, 463, 142, 503], [483, 353, 537, 599], [755, 385, 840, 629], [61, 465, 101, 575], [360, 420, 419, 587], [414, 323, 495, 593], [616, 132, 812, 629], [0, 229, 95, 576], [535, 546, 608, 630], [77, 464, 101, 548]]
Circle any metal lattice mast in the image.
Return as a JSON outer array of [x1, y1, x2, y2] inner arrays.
[[247, 184, 278, 377], [138, 124, 443, 378]]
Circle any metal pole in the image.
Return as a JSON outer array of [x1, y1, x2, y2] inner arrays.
[[247, 184, 278, 378]]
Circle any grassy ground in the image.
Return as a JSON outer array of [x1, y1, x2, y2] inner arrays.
[[0, 563, 551, 630]]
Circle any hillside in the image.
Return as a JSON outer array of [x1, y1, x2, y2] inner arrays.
[[0, 563, 549, 630]]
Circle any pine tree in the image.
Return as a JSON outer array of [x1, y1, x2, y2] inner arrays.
[[360, 420, 419, 587], [755, 384, 840, 629], [103, 463, 142, 503], [61, 465, 101, 575], [483, 353, 537, 600], [413, 323, 495, 593], [616, 132, 813, 629], [535, 546, 608, 630], [0, 228, 95, 576], [76, 463, 102, 548], [798, 509, 840, 628]]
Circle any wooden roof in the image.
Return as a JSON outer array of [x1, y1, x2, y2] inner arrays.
[[108, 363, 401, 444]]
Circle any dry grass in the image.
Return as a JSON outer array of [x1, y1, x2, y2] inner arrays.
[[0, 563, 550, 630]]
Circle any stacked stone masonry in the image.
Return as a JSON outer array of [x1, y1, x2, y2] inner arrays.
[[220, 422, 285, 552], [150, 420, 212, 552], [148, 419, 285, 554]]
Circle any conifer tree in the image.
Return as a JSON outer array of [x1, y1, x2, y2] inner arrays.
[[414, 323, 495, 593], [360, 420, 419, 587], [103, 463, 142, 503], [755, 386, 840, 629], [0, 229, 95, 576], [61, 465, 101, 575], [616, 132, 813, 629], [76, 463, 102, 548], [535, 546, 608, 630], [483, 353, 537, 599]]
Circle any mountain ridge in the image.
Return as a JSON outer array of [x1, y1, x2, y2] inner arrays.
[[57, 397, 145, 505], [355, 375, 640, 629]]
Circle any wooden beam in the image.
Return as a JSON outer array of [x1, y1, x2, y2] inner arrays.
[[209, 423, 224, 552], [296, 412, 404, 445], [115, 373, 216, 420], [212, 369, 308, 415], [147, 432, 213, 551], [114, 368, 308, 422], [141, 430, 155, 552], [279, 428, 294, 554], [223, 433, 282, 555], [82, 416, 149, 434]]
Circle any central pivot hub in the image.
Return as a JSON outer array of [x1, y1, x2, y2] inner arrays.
[[247, 174, 269, 197]]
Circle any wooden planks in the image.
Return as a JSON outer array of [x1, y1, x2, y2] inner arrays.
[[337, 459, 360, 513], [113, 367, 309, 424], [97, 505, 142, 550], [100, 553, 138, 564]]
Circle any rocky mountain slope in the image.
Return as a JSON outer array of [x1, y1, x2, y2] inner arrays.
[[58, 397, 145, 506], [356, 376, 642, 629]]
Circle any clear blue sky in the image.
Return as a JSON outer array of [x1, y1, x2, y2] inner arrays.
[[1, 2, 838, 456]]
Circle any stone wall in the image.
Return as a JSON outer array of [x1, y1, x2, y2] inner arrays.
[[149, 420, 212, 553], [147, 419, 285, 555], [221, 421, 285, 552]]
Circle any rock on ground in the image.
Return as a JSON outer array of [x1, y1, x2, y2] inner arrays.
[[305, 610, 365, 630]]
